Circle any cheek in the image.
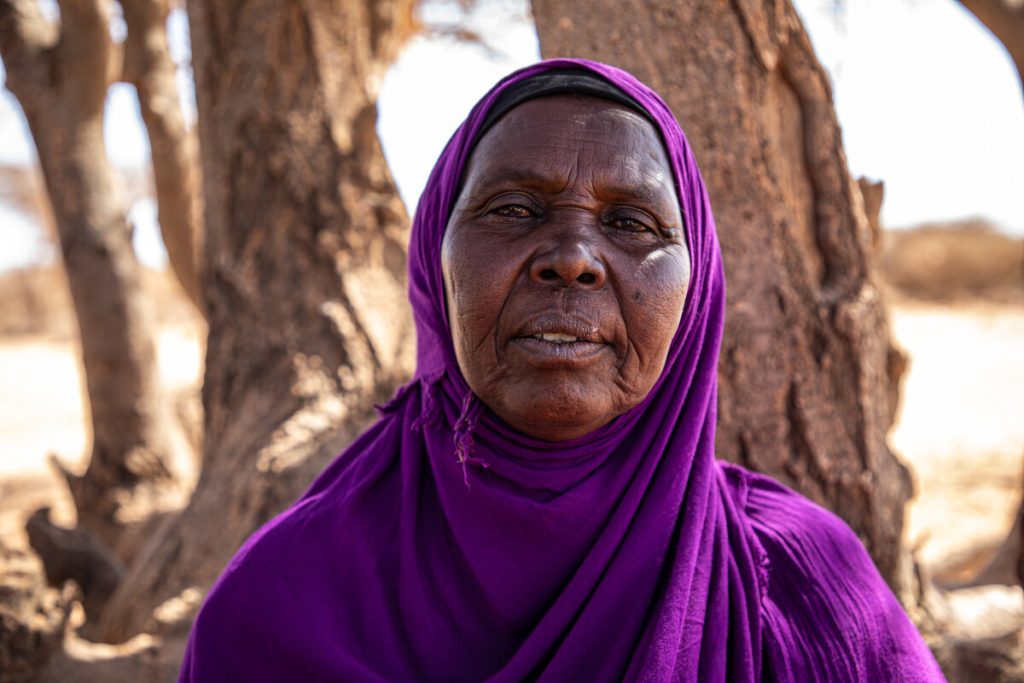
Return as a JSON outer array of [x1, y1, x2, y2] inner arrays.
[[622, 252, 691, 380], [442, 229, 517, 362]]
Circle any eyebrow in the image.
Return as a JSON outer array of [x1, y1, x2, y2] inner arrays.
[[598, 180, 677, 208], [469, 166, 677, 207], [468, 167, 560, 192]]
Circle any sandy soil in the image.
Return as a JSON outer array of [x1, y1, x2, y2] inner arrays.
[[891, 301, 1024, 576], [0, 300, 1021, 579], [0, 326, 203, 548]]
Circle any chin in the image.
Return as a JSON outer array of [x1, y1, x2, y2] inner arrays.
[[497, 396, 615, 442]]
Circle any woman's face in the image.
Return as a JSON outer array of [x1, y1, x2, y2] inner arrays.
[[442, 96, 690, 441]]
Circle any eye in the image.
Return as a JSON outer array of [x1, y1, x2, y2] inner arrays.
[[607, 210, 656, 234], [483, 193, 540, 221], [491, 204, 535, 218]]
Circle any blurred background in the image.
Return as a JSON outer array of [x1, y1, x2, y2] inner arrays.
[[0, 0, 1022, 680]]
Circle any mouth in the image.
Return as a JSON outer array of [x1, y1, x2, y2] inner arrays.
[[531, 332, 586, 344], [508, 316, 610, 366], [515, 314, 602, 342]]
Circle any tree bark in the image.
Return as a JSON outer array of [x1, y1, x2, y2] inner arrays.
[[531, 0, 911, 590], [957, 0, 1024, 92], [96, 0, 416, 644], [26, 507, 124, 627], [0, 542, 75, 682], [0, 0, 185, 559], [120, 0, 205, 314]]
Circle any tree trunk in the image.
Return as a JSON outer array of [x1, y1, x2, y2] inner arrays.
[[957, 0, 1024, 93], [531, 0, 911, 590], [120, 0, 205, 314], [0, 0, 184, 559], [955, 0, 1024, 596], [96, 0, 416, 644]]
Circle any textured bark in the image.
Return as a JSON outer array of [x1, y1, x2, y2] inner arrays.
[[96, 0, 416, 644], [0, 542, 74, 682], [857, 178, 908, 433], [120, 0, 205, 313], [26, 507, 124, 627], [532, 0, 911, 589], [957, 0, 1024, 92], [0, 0, 184, 558], [857, 177, 884, 254]]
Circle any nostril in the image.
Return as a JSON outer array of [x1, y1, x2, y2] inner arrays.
[[540, 268, 559, 281], [577, 272, 597, 286]]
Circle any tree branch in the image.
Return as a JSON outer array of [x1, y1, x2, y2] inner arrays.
[[957, 0, 1024, 92], [0, 0, 58, 98], [51, 0, 114, 111], [119, 0, 205, 312]]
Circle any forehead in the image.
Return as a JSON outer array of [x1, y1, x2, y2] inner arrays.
[[463, 96, 677, 197]]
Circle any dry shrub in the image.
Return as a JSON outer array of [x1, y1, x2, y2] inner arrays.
[[880, 220, 1024, 303]]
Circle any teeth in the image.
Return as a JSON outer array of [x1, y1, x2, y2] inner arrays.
[[535, 333, 579, 343]]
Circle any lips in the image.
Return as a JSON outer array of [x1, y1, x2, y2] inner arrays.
[[514, 314, 602, 344], [508, 314, 610, 366], [533, 332, 580, 343]]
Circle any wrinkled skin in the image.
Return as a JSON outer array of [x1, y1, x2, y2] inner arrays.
[[442, 96, 691, 441]]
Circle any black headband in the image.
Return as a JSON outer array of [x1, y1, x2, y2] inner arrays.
[[475, 68, 657, 141]]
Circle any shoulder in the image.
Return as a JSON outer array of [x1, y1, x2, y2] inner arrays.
[[725, 464, 871, 567], [717, 462, 945, 682], [719, 461, 889, 589]]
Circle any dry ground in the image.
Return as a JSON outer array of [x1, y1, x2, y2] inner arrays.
[[0, 326, 203, 550], [891, 299, 1024, 578]]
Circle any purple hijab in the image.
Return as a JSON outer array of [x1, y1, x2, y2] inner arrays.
[[180, 60, 943, 682]]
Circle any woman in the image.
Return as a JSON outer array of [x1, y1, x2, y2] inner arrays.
[[180, 60, 944, 682]]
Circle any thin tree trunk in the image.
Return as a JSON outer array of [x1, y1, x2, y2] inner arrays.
[[96, 0, 416, 644], [531, 0, 911, 591], [120, 0, 205, 314], [0, 0, 183, 559]]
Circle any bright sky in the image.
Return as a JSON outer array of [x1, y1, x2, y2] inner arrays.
[[0, 0, 1021, 272]]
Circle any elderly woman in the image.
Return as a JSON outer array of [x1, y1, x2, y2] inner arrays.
[[180, 60, 943, 682]]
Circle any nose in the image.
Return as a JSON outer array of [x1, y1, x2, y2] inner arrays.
[[528, 223, 607, 289]]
